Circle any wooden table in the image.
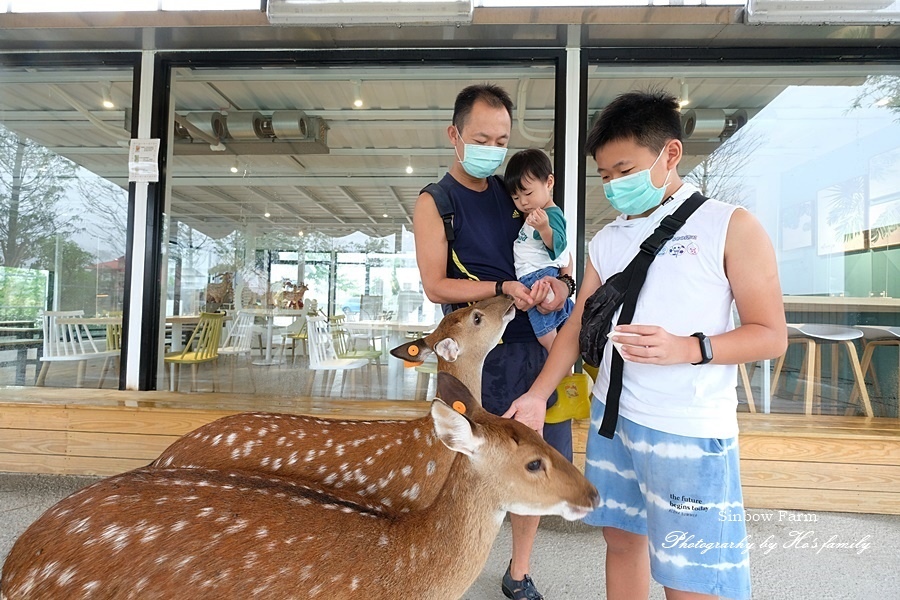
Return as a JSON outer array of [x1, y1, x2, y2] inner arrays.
[[60, 315, 203, 352], [245, 308, 305, 366], [0, 326, 43, 385], [0, 320, 36, 329], [783, 295, 900, 314]]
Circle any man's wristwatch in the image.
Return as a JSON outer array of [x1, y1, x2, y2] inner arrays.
[[691, 332, 713, 365], [495, 281, 505, 296]]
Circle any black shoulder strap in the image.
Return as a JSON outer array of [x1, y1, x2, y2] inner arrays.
[[421, 175, 505, 278], [598, 192, 708, 439], [422, 180, 455, 243]]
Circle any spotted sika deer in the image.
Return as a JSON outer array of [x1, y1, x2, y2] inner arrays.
[[1, 373, 598, 600], [149, 295, 516, 513]]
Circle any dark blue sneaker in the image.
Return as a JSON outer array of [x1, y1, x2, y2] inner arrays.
[[501, 561, 544, 600]]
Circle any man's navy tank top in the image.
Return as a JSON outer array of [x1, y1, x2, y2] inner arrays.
[[437, 172, 536, 344]]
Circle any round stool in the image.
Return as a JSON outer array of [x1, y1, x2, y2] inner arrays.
[[851, 326, 900, 417], [771, 324, 872, 417]]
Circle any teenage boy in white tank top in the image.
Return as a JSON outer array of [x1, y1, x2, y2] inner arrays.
[[504, 91, 787, 600]]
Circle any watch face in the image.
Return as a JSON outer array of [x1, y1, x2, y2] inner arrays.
[[693, 332, 712, 364]]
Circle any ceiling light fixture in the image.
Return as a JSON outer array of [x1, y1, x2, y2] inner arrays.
[[405, 157, 413, 174], [101, 83, 114, 109], [266, 0, 474, 26], [746, 0, 900, 25], [264, 203, 271, 219], [353, 80, 364, 109], [230, 158, 239, 174], [382, 212, 389, 218], [678, 80, 690, 108], [298, 230, 304, 237]]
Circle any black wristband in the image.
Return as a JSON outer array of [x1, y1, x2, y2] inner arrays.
[[557, 273, 576, 297], [495, 280, 505, 296]]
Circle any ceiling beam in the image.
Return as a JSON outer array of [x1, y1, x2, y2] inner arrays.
[[387, 186, 413, 225]]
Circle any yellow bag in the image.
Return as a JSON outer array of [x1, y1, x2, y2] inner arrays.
[[545, 372, 593, 424]]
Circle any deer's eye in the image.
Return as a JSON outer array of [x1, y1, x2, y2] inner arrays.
[[473, 312, 482, 325], [526, 459, 542, 472]]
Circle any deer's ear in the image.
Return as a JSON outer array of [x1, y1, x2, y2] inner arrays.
[[433, 338, 459, 362], [431, 401, 482, 457], [389, 339, 431, 364], [435, 372, 482, 417]]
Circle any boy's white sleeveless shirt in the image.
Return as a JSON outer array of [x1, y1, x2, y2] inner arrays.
[[588, 182, 742, 439]]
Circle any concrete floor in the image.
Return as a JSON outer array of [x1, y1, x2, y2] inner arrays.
[[1, 473, 898, 599]]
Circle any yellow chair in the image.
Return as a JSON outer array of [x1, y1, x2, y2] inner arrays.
[[98, 321, 123, 388], [164, 312, 224, 392], [330, 316, 383, 393], [545, 371, 593, 424]]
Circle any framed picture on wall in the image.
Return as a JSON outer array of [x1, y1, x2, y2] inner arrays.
[[816, 176, 867, 256], [781, 199, 813, 251], [868, 146, 900, 202], [869, 198, 900, 249]]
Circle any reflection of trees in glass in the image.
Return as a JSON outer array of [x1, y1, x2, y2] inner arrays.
[[822, 176, 866, 245], [0, 266, 47, 321], [851, 75, 900, 120], [80, 177, 128, 259], [870, 201, 900, 246], [35, 237, 96, 313], [0, 128, 78, 268], [683, 130, 763, 209]]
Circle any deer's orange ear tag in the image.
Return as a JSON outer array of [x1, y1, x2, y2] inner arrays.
[[408, 345, 419, 357], [452, 401, 467, 415]]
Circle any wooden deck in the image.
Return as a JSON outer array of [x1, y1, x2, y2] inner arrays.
[[0, 387, 898, 515]]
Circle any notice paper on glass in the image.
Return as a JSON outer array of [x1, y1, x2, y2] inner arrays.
[[128, 139, 160, 183]]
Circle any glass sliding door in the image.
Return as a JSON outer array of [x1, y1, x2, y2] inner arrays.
[[0, 64, 132, 389], [162, 61, 557, 400], [585, 64, 900, 418]]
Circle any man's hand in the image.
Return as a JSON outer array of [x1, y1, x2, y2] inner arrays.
[[502, 391, 546, 435], [533, 276, 568, 314], [609, 324, 699, 365], [505, 280, 537, 312]]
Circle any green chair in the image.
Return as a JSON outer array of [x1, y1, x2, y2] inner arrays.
[[164, 312, 224, 392], [330, 315, 383, 393]]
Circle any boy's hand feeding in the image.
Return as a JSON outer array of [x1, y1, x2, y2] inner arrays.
[[609, 324, 702, 365]]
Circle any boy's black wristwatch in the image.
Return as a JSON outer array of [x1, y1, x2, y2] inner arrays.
[[691, 332, 713, 365]]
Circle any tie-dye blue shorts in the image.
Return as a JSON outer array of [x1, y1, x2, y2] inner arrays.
[[584, 399, 751, 600]]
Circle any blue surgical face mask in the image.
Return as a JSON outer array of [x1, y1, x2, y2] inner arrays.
[[455, 127, 508, 179], [602, 146, 671, 216]]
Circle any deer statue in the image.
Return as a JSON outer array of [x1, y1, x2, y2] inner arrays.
[[277, 279, 308, 309], [205, 272, 234, 306], [150, 295, 516, 513], [1, 373, 599, 600]]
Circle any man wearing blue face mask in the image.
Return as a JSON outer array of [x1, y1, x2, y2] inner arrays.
[[506, 91, 787, 600], [413, 83, 573, 600]]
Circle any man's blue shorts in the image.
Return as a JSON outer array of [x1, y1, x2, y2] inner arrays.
[[518, 266, 573, 338], [481, 339, 572, 461], [584, 399, 751, 600]]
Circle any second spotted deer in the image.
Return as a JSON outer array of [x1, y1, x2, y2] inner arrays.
[[151, 295, 516, 512], [1, 374, 598, 600]]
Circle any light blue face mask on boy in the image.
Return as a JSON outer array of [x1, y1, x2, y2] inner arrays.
[[603, 145, 671, 216], [455, 127, 508, 179]]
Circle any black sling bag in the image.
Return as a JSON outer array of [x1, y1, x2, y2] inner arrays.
[[579, 192, 707, 439]]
